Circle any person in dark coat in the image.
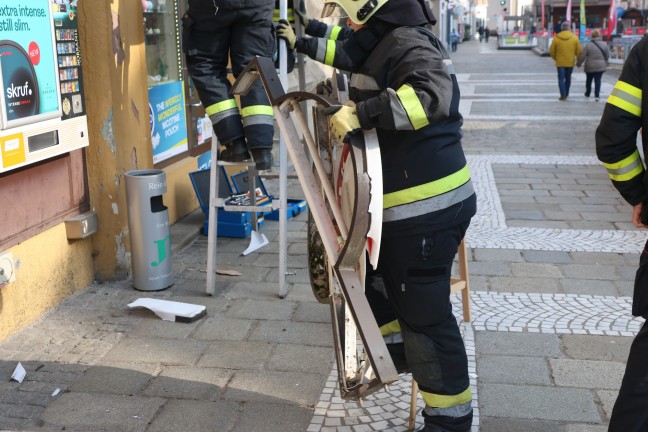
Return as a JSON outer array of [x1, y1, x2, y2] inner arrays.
[[577, 29, 610, 101]]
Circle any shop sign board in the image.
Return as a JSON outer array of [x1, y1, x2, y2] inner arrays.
[[148, 81, 189, 164], [0, 0, 61, 129]]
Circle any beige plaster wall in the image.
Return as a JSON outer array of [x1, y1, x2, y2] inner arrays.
[[0, 225, 94, 341]]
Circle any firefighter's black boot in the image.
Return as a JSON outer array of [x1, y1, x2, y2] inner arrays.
[[220, 138, 250, 163], [417, 409, 472, 432], [250, 148, 273, 170]]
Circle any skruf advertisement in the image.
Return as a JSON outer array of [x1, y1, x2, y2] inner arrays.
[[0, 0, 88, 174], [0, 0, 60, 129]]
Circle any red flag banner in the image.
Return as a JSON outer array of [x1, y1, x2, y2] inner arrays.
[[608, 0, 616, 40]]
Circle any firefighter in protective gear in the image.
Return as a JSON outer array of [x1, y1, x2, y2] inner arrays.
[[183, 0, 275, 170], [276, 1, 390, 72], [595, 36, 648, 432], [281, 1, 476, 430]]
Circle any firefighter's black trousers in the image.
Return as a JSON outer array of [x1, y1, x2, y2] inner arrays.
[[183, 4, 275, 150], [608, 320, 648, 432], [366, 221, 472, 431]]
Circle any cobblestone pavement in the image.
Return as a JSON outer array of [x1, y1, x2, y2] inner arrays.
[[0, 40, 643, 432]]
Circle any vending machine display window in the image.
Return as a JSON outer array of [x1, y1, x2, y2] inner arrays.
[[0, 0, 89, 174]]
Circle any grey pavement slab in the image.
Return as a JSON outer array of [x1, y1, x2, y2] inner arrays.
[[549, 359, 625, 389], [197, 340, 274, 370], [476, 331, 563, 358], [477, 355, 551, 385], [145, 399, 239, 432], [224, 370, 327, 406], [40, 392, 166, 432], [141, 366, 231, 400], [69, 363, 157, 395], [102, 336, 206, 365], [479, 383, 602, 423], [561, 334, 633, 363]]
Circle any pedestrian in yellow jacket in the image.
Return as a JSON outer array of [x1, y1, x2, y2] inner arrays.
[[550, 22, 582, 100]]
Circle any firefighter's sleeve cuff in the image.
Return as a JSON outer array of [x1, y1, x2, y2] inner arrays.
[[356, 98, 382, 130]]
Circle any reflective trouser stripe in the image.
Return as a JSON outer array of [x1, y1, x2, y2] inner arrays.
[[241, 105, 274, 127], [603, 149, 645, 182], [383, 332, 404, 344], [206, 99, 238, 116], [607, 81, 642, 117], [421, 386, 472, 409], [380, 320, 401, 336], [423, 400, 473, 417]]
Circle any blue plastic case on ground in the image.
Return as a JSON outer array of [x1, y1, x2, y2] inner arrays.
[[189, 168, 305, 238]]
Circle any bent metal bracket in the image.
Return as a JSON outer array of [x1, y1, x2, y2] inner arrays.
[[231, 56, 398, 400]]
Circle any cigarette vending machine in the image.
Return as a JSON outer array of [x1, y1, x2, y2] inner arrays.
[[0, 0, 88, 174]]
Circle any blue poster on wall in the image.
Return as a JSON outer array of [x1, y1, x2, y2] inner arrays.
[[0, 0, 61, 129], [148, 81, 188, 164]]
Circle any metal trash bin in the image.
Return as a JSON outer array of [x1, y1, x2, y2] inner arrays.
[[125, 169, 173, 291]]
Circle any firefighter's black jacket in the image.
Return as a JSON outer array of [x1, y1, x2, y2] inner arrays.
[[596, 36, 648, 205], [350, 25, 475, 235]]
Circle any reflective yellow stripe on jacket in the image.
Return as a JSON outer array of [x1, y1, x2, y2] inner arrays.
[[607, 80, 642, 117], [324, 40, 336, 65], [395, 84, 430, 130], [327, 25, 342, 40], [603, 149, 644, 182], [383, 165, 473, 222], [314, 39, 336, 66]]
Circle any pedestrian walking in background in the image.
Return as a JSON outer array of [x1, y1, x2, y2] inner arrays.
[[451, 28, 460, 52], [484, 27, 489, 42], [182, 0, 276, 170], [577, 29, 609, 101], [478, 25, 484, 42], [279, 0, 476, 430], [595, 35, 648, 432], [549, 21, 582, 101]]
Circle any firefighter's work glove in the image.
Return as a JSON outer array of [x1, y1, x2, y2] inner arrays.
[[324, 103, 361, 143], [277, 20, 296, 49], [295, 9, 310, 28]]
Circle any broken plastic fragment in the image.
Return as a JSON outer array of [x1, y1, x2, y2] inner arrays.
[[10, 362, 26, 383], [127, 298, 206, 322]]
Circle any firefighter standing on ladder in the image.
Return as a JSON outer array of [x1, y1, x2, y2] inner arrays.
[[595, 35, 648, 432], [182, 0, 275, 170], [278, 1, 476, 430]]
